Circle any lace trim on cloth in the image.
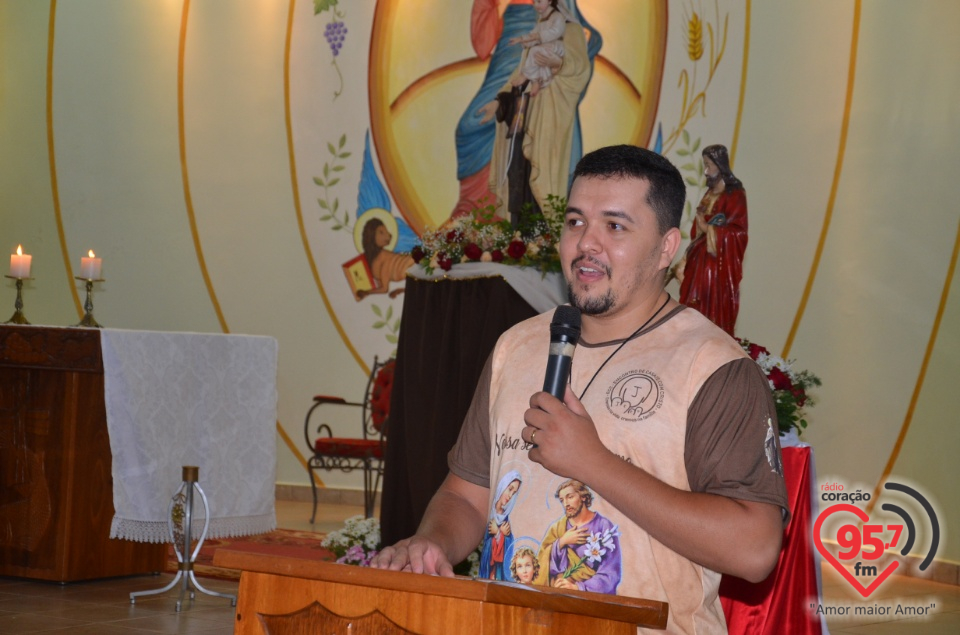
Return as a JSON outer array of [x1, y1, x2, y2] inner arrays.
[[110, 514, 279, 544]]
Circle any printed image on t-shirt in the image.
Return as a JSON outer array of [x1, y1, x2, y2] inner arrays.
[[479, 470, 524, 580], [533, 479, 622, 594]]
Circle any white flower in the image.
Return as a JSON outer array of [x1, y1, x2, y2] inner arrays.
[[480, 251, 493, 263]]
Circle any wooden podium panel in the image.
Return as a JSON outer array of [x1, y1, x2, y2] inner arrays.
[[215, 549, 668, 634], [0, 325, 166, 582]]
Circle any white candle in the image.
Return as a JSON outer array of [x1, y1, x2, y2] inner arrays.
[[80, 250, 102, 279], [9, 245, 32, 278]]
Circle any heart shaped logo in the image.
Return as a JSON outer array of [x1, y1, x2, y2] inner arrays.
[[814, 503, 899, 597]]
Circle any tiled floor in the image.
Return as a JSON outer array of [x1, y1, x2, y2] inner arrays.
[[1, 499, 959, 633], [0, 500, 358, 634]]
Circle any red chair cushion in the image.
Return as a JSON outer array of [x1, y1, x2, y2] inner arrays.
[[314, 438, 384, 460]]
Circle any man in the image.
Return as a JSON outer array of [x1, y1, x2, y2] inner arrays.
[[373, 145, 786, 634], [535, 479, 622, 593], [675, 144, 748, 337]]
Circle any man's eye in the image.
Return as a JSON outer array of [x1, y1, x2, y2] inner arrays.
[[609, 222, 624, 231], [566, 218, 583, 227]]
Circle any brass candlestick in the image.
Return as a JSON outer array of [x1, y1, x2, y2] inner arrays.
[[4, 276, 32, 325], [74, 277, 105, 328]]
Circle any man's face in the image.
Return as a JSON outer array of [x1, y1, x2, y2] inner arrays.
[[560, 176, 673, 317], [559, 486, 584, 518]]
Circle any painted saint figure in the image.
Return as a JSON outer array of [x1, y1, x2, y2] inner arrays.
[[510, 547, 540, 584], [479, 471, 522, 580], [535, 480, 621, 593], [452, 0, 601, 220], [356, 217, 414, 300], [676, 144, 748, 336]]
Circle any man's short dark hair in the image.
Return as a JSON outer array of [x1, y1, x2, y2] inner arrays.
[[572, 144, 685, 235]]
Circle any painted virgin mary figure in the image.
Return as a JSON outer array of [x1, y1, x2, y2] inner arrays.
[[451, 0, 602, 220], [479, 470, 523, 580]]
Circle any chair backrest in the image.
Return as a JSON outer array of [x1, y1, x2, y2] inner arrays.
[[362, 356, 395, 439]]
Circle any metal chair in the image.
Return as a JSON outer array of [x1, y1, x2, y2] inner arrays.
[[304, 356, 393, 521]]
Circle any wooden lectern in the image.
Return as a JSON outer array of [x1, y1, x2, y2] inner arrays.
[[214, 549, 668, 633]]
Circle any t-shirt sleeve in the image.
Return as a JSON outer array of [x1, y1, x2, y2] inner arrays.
[[447, 354, 493, 487], [684, 358, 789, 518]]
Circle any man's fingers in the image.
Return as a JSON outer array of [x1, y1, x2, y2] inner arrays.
[[562, 384, 589, 417]]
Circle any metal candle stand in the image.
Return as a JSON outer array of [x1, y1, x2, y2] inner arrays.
[[130, 466, 237, 611], [74, 277, 104, 328], [4, 276, 31, 324]]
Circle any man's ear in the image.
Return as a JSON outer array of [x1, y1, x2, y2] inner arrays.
[[658, 227, 682, 269]]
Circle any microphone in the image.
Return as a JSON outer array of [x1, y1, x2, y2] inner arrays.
[[543, 305, 581, 399]]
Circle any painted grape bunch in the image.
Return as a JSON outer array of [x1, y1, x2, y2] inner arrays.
[[324, 20, 347, 57]]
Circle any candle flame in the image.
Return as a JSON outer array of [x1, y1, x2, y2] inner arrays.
[[16, 245, 22, 256], [88, 249, 96, 257]]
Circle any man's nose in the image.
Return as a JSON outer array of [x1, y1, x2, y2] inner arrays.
[[577, 224, 602, 254]]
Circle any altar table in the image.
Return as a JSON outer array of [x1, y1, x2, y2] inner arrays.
[[0, 325, 278, 582]]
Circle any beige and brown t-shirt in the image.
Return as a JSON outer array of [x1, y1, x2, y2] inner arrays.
[[448, 306, 788, 634]]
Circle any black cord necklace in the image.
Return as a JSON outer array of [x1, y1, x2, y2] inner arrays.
[[575, 293, 672, 401]]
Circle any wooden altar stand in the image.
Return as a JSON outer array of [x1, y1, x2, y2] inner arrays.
[[0, 325, 166, 582], [214, 549, 669, 634]]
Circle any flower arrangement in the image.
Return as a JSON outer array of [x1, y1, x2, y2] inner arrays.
[[411, 196, 566, 275], [738, 338, 822, 436], [320, 515, 381, 566]]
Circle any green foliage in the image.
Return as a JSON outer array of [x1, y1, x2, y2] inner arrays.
[[315, 134, 352, 232], [313, 0, 339, 15]]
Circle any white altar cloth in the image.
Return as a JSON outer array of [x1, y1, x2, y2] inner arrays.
[[101, 328, 278, 543]]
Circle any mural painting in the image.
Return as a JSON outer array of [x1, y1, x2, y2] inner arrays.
[[294, 0, 745, 368]]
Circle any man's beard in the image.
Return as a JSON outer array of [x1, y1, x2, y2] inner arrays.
[[566, 256, 616, 315], [567, 285, 615, 315], [565, 500, 584, 519], [705, 172, 721, 189]]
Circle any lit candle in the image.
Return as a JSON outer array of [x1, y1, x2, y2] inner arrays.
[[80, 250, 102, 279], [9, 245, 32, 278]]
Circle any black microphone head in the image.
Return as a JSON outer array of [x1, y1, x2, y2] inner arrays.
[[550, 305, 581, 344]]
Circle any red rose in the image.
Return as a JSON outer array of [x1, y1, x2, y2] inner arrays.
[[768, 367, 793, 391], [791, 386, 807, 407], [437, 253, 453, 271], [463, 242, 483, 261], [411, 246, 425, 263], [446, 230, 463, 243], [747, 342, 770, 360], [491, 249, 504, 262], [506, 240, 526, 260]]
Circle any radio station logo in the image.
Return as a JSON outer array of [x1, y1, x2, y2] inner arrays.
[[815, 480, 940, 598]]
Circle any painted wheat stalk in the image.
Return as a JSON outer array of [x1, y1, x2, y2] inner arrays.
[[687, 13, 704, 61]]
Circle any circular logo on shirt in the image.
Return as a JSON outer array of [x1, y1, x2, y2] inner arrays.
[[605, 370, 664, 421]]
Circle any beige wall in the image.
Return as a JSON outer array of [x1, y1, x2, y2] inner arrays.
[[2, 1, 958, 565]]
